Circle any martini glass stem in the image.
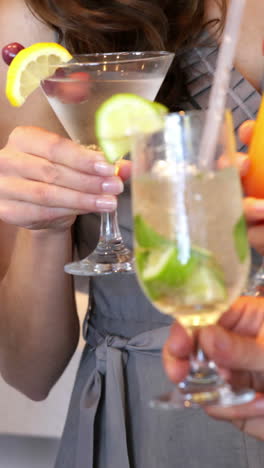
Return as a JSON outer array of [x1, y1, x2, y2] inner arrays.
[[98, 210, 123, 246], [64, 207, 134, 275], [75, 207, 135, 274]]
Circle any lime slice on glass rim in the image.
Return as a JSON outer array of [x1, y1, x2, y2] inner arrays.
[[95, 93, 167, 163]]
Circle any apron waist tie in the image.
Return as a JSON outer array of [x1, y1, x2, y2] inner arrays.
[[75, 324, 170, 468]]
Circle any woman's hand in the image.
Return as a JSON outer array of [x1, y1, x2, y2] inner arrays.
[[238, 121, 264, 255], [163, 296, 264, 440], [0, 126, 130, 232]]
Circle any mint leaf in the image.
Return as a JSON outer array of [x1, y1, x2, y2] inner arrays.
[[134, 215, 170, 248], [233, 216, 249, 263]]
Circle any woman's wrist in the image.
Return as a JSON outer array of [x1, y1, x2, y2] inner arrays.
[[29, 226, 72, 240], [22, 226, 74, 264]]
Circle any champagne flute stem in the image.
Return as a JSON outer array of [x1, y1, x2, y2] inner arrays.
[[245, 258, 264, 296], [181, 327, 220, 387]]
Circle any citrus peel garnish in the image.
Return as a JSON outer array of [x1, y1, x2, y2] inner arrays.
[[6, 42, 72, 107]]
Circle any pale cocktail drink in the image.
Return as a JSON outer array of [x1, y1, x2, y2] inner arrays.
[[133, 165, 250, 329], [45, 72, 163, 143]]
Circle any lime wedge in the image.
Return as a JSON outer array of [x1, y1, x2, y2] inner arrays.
[[95, 93, 166, 163], [142, 245, 198, 286], [134, 214, 227, 303], [182, 263, 227, 306], [152, 101, 168, 115]]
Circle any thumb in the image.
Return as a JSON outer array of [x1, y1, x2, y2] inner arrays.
[[200, 325, 264, 371], [115, 160, 131, 181], [238, 120, 255, 146]]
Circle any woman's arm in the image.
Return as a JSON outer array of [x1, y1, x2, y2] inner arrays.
[[0, 1, 126, 400], [0, 123, 124, 400], [0, 224, 79, 401]]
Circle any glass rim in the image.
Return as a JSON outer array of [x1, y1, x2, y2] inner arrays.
[[41, 50, 174, 83], [133, 109, 223, 136], [46, 50, 174, 69]]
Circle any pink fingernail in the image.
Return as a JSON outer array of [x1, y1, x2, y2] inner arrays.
[[102, 179, 123, 194], [95, 196, 117, 211], [94, 161, 115, 176], [254, 200, 264, 212]]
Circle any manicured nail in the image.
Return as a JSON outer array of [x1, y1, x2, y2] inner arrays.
[[95, 196, 117, 211], [94, 161, 116, 176], [102, 179, 124, 194], [254, 200, 264, 212]]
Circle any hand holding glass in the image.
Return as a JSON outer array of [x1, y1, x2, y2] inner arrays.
[[132, 111, 254, 408], [41, 51, 174, 276]]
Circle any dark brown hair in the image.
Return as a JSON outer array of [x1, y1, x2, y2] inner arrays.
[[26, 0, 226, 108]]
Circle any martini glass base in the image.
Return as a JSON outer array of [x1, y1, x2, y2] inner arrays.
[[150, 383, 255, 410], [64, 240, 135, 276]]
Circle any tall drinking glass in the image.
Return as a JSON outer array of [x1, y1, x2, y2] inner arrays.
[[132, 111, 255, 408], [41, 51, 174, 276]]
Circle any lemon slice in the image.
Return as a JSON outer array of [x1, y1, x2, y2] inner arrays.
[[6, 42, 72, 107]]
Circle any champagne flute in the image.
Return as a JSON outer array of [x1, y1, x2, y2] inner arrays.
[[131, 110, 255, 408]]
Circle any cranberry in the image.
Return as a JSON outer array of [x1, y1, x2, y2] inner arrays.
[[56, 72, 91, 103], [2, 42, 24, 65], [42, 68, 67, 97]]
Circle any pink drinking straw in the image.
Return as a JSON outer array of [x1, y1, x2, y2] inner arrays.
[[199, 0, 246, 169]]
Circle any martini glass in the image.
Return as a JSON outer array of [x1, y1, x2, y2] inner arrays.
[[41, 51, 174, 276], [132, 110, 254, 408]]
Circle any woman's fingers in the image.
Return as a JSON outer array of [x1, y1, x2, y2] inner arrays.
[[116, 160, 132, 181], [162, 322, 192, 383], [0, 199, 82, 229], [199, 325, 264, 372], [0, 150, 123, 194], [0, 127, 127, 219], [7, 126, 113, 174], [243, 197, 264, 223], [238, 120, 255, 145], [206, 396, 264, 440], [218, 152, 249, 175], [247, 224, 264, 255], [0, 177, 118, 212], [205, 394, 264, 422], [219, 297, 264, 336], [243, 197, 264, 253], [0, 126, 129, 231]]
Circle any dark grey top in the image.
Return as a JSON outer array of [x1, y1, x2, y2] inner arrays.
[[55, 44, 263, 468]]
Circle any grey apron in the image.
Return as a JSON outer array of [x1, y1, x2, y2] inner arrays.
[[55, 44, 264, 468]]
